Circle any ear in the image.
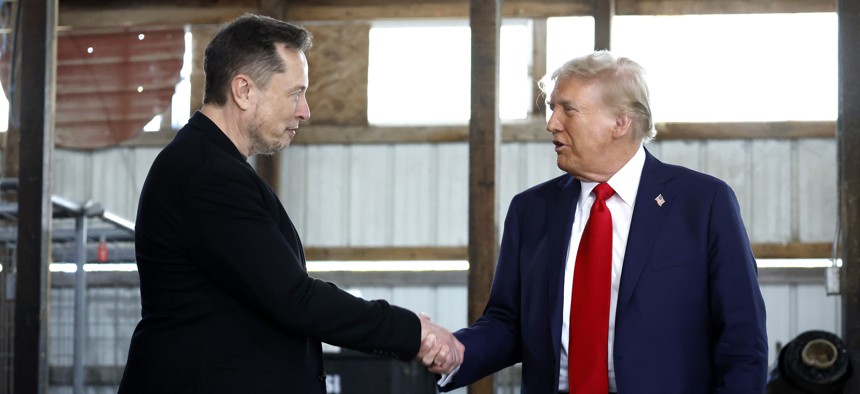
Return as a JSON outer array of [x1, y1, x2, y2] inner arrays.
[[230, 75, 253, 110], [612, 113, 634, 139]]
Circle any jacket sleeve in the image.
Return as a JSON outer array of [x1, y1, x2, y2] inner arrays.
[[183, 159, 420, 361], [440, 196, 525, 391], [708, 182, 769, 393]]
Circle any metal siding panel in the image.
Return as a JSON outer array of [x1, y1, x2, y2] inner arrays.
[[393, 144, 434, 245], [795, 283, 842, 336], [53, 149, 91, 204], [658, 140, 703, 172], [436, 143, 468, 246], [750, 140, 792, 243], [349, 145, 393, 246], [499, 143, 523, 243], [392, 287, 437, 320], [524, 142, 559, 187], [91, 148, 136, 220], [644, 141, 662, 159], [797, 139, 838, 242], [705, 141, 751, 235], [348, 286, 393, 302], [760, 284, 792, 367], [281, 146, 308, 239], [305, 145, 349, 246], [435, 285, 468, 331]]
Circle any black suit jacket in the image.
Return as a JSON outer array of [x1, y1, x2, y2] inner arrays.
[[119, 112, 420, 393]]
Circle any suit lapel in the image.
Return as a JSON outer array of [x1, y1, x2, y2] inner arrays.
[[616, 150, 674, 320], [546, 175, 580, 359]]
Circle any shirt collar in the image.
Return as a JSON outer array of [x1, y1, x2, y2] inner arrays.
[[579, 144, 646, 207]]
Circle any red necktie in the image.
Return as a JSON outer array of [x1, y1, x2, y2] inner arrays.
[[569, 182, 615, 394]]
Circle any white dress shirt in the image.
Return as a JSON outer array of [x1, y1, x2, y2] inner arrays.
[[558, 145, 645, 392]]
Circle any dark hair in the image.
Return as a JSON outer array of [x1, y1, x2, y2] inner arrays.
[[203, 14, 312, 106]]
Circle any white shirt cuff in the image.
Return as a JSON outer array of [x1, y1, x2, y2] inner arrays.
[[437, 366, 460, 386]]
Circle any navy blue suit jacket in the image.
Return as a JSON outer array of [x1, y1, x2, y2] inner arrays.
[[442, 150, 767, 393]]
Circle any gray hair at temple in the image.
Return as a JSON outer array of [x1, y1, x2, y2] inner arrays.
[[539, 50, 657, 143]]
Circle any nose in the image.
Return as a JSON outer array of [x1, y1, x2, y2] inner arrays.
[[296, 95, 310, 121], [546, 109, 562, 134]]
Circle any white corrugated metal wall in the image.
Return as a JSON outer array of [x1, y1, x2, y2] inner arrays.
[[51, 137, 841, 372]]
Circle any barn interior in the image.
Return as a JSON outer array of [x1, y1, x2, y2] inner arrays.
[[0, 0, 858, 393]]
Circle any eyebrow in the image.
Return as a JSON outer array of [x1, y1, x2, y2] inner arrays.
[[547, 98, 574, 107]]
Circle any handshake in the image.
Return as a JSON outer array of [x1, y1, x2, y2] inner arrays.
[[415, 313, 464, 375]]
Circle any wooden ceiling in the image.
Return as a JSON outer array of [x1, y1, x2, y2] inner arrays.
[[2, 0, 836, 149], [56, 0, 835, 27], [1, 25, 184, 149]]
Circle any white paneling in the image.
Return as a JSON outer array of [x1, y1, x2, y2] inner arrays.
[[349, 145, 394, 245], [281, 146, 308, 236], [392, 287, 438, 320], [435, 285, 468, 331], [523, 142, 559, 187], [643, 141, 662, 159], [435, 143, 468, 245], [54, 149, 91, 203], [797, 139, 838, 242], [499, 143, 524, 243], [392, 144, 434, 245], [795, 284, 841, 336], [760, 284, 791, 366], [658, 140, 703, 172], [750, 141, 792, 243], [51, 137, 839, 252], [348, 286, 393, 303], [705, 141, 751, 229], [91, 148, 138, 220], [305, 145, 350, 246]]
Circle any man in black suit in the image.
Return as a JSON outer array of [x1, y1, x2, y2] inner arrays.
[[119, 14, 462, 393]]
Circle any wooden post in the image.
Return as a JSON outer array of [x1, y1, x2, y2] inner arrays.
[[14, 0, 57, 393], [469, 0, 501, 393], [189, 25, 218, 115], [531, 17, 547, 117], [838, 1, 860, 393], [594, 0, 614, 51]]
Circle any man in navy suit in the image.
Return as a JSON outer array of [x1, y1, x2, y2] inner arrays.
[[119, 14, 461, 393], [439, 51, 767, 393]]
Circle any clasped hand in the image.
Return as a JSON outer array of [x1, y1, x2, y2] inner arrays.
[[415, 313, 465, 375]]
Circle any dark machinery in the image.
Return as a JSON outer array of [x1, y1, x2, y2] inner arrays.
[[767, 330, 852, 394]]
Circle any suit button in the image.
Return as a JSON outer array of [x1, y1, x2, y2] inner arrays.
[[318, 372, 326, 381]]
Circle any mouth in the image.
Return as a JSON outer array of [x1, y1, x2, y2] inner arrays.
[[552, 140, 565, 151], [286, 128, 298, 138]]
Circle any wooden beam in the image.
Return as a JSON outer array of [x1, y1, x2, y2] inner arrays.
[[14, 1, 57, 393], [617, 0, 834, 15], [253, 154, 281, 193], [838, 0, 860, 392], [655, 121, 836, 140], [190, 25, 218, 114], [285, 1, 590, 21], [305, 246, 467, 261], [756, 267, 828, 285], [751, 242, 833, 259], [468, 0, 501, 392], [109, 119, 838, 148], [594, 0, 614, 50], [531, 18, 547, 117], [300, 243, 836, 262], [44, 265, 836, 288], [58, 5, 253, 27], [54, 0, 835, 27]]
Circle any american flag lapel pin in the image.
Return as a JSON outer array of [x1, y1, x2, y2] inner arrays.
[[655, 194, 666, 207]]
